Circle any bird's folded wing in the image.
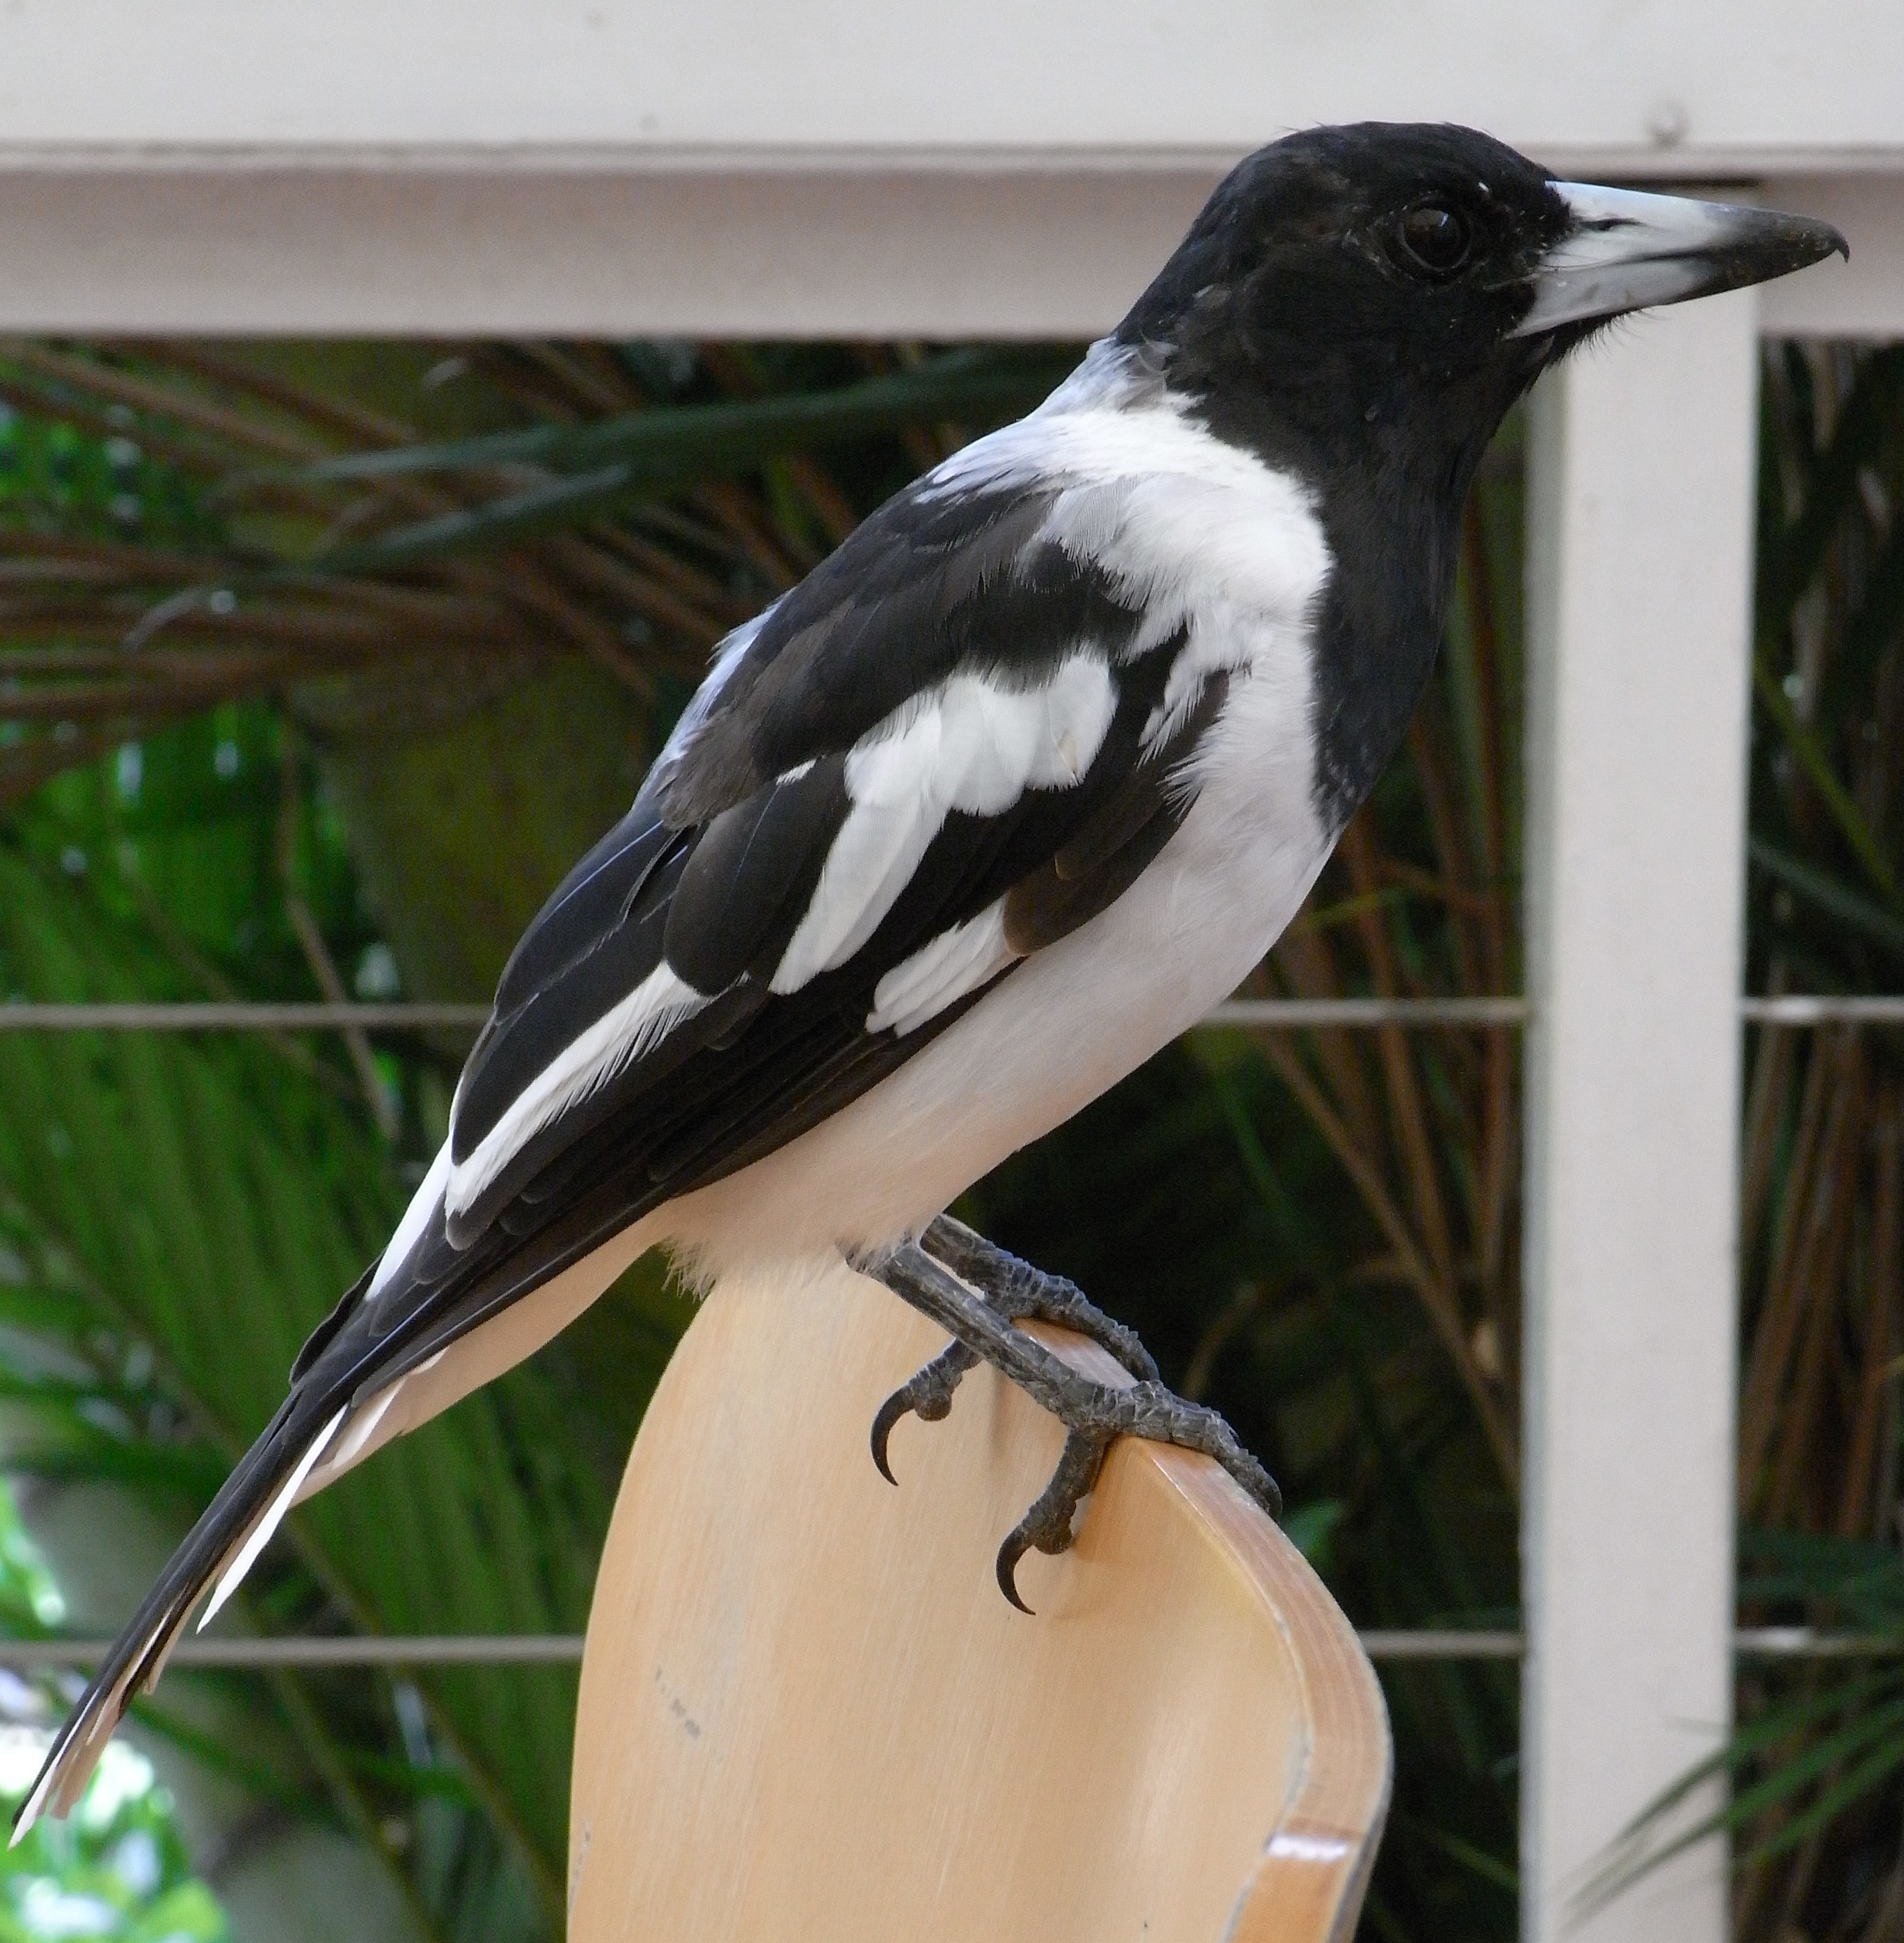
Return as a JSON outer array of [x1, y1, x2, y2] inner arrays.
[[437, 462, 1224, 1246], [15, 431, 1251, 1841], [294, 447, 1248, 1429]]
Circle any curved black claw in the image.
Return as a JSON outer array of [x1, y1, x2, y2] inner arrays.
[[870, 1340, 978, 1485], [864, 1237, 1281, 1615], [994, 1540, 1036, 1617], [995, 1429, 1113, 1615]]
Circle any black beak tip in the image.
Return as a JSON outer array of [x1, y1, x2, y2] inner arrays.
[[1772, 212, 1850, 272], [1720, 207, 1849, 296]]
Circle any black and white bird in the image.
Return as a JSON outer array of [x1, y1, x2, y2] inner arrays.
[[17, 121, 1842, 1834]]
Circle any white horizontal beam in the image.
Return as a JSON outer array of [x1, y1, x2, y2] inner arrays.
[[3, 0, 1901, 171], [0, 166, 1891, 339], [0, 167, 1210, 337], [0, 2, 1898, 335]]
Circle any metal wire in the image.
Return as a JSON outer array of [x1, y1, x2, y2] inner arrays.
[[0, 1635, 587, 1669], [1734, 1626, 1904, 1659], [1207, 997, 1528, 1029], [1, 994, 1896, 1032], [1357, 1627, 1904, 1662], [1211, 996, 1904, 1029], [1740, 995, 1904, 1026], [1358, 1630, 1522, 1660], [0, 1002, 490, 1031], [1, 1628, 1896, 1669]]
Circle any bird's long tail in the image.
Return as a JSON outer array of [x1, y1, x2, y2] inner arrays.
[[13, 1191, 663, 1842], [10, 1386, 349, 1841]]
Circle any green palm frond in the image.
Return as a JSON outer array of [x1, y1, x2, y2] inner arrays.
[[0, 733, 695, 1938], [0, 339, 1075, 810]]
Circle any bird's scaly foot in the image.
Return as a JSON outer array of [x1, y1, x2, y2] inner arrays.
[[865, 1226, 1279, 1612], [868, 1214, 1157, 1487], [923, 1217, 1160, 1382]]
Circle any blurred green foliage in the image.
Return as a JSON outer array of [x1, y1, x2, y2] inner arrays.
[[0, 1475, 228, 1943], [0, 328, 1897, 1943], [1, 1753, 228, 1943]]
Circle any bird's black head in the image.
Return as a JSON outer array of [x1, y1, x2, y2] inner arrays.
[[1118, 121, 1843, 826], [1120, 120, 1841, 489], [1122, 122, 1566, 457]]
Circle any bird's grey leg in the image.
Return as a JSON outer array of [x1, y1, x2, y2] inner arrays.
[[867, 1215, 1160, 1489], [863, 1236, 1280, 1612], [922, 1215, 1161, 1382]]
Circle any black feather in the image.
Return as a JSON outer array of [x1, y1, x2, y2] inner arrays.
[[1006, 672, 1230, 953], [663, 756, 848, 991], [492, 811, 685, 1018]]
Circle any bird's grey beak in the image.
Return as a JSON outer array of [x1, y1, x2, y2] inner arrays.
[[1510, 182, 1848, 338]]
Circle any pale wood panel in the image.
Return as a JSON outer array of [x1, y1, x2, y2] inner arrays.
[[570, 1254, 1389, 1943]]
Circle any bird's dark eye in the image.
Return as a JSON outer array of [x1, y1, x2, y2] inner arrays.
[[1397, 202, 1473, 277]]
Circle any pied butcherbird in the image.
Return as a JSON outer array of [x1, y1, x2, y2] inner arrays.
[[18, 121, 1842, 1834]]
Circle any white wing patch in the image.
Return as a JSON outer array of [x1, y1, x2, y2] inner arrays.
[[197, 1406, 347, 1633], [771, 653, 1116, 996], [866, 898, 1017, 1036], [923, 342, 1331, 754], [370, 1140, 452, 1300], [446, 962, 709, 1222]]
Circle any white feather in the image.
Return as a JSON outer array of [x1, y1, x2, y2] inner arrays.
[[771, 654, 1116, 996], [303, 1379, 403, 1492], [369, 1141, 452, 1300], [866, 900, 1017, 1036], [446, 961, 708, 1222], [197, 1406, 346, 1633], [925, 342, 1329, 706], [777, 704, 944, 983], [13, 1722, 75, 1839], [12, 1775, 50, 1842]]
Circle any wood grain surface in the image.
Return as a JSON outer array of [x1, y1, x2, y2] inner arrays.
[[569, 1253, 1390, 1942]]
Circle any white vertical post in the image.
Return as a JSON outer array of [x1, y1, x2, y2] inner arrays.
[[1521, 294, 1760, 1942]]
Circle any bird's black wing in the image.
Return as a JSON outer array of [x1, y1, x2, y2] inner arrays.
[[435, 467, 1215, 1240], [17, 428, 1241, 1833]]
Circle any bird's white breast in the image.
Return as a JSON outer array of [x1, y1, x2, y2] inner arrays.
[[663, 381, 1336, 1280]]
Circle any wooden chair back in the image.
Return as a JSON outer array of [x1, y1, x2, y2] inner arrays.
[[569, 1253, 1390, 1942]]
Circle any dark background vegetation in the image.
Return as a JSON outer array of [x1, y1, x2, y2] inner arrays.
[[0, 335, 1896, 1942]]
